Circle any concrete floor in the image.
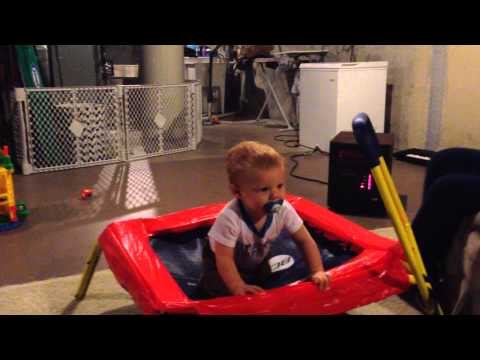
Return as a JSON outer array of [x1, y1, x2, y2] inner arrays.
[[0, 120, 427, 287]]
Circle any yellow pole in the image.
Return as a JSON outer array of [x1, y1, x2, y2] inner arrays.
[[351, 112, 442, 314], [379, 157, 427, 275], [75, 242, 103, 300], [371, 165, 440, 314]]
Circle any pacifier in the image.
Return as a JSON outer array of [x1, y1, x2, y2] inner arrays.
[[264, 199, 284, 213]]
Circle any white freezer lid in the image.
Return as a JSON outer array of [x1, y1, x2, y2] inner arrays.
[[272, 50, 329, 56], [300, 61, 388, 70]]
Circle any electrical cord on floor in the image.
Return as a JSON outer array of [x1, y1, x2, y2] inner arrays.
[[273, 129, 329, 185], [290, 149, 329, 184], [273, 133, 301, 148]]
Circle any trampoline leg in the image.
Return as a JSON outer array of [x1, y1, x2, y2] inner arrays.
[[75, 242, 103, 300], [353, 112, 444, 315]]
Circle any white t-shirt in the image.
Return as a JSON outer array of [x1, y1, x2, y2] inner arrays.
[[208, 199, 303, 272]]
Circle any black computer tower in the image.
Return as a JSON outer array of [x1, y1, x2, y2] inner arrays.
[[327, 131, 394, 217]]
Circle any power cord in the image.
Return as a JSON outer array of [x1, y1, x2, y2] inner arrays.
[[273, 130, 329, 185], [290, 148, 329, 185], [273, 133, 300, 148]]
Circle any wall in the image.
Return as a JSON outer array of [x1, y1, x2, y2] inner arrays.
[[440, 45, 480, 149], [354, 45, 480, 151], [353, 45, 433, 151]]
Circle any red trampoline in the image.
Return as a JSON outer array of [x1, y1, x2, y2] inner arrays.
[[90, 194, 410, 315]]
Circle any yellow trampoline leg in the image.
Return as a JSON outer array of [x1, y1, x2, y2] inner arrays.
[[75, 242, 103, 300], [379, 157, 427, 276], [371, 165, 441, 314], [352, 112, 442, 314]]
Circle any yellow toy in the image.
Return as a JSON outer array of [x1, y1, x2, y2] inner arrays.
[[352, 113, 443, 315], [0, 146, 28, 230]]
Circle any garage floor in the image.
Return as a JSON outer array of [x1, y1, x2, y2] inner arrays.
[[0, 120, 427, 288]]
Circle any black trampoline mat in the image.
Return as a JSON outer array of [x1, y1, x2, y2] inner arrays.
[[150, 224, 357, 300]]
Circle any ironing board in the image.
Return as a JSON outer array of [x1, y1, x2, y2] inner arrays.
[[254, 50, 329, 130]]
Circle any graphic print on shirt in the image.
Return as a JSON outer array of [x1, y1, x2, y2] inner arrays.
[[247, 233, 271, 259], [234, 234, 273, 272]]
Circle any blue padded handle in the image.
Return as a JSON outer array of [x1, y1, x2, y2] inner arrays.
[[351, 112, 381, 168]]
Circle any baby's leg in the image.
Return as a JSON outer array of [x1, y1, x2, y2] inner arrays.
[[199, 242, 231, 298], [200, 269, 264, 297], [256, 256, 273, 285], [199, 270, 231, 298], [199, 243, 268, 297]]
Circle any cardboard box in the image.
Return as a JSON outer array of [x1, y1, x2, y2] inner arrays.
[[238, 45, 273, 58], [113, 64, 139, 78]]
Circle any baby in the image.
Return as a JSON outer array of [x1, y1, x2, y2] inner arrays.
[[200, 141, 330, 297]]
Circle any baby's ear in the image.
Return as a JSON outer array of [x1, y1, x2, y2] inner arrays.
[[229, 183, 240, 198]]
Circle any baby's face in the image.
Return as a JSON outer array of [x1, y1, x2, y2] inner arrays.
[[233, 166, 286, 217]]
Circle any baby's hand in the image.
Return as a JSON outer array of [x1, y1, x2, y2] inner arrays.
[[231, 283, 265, 296], [311, 271, 331, 291]]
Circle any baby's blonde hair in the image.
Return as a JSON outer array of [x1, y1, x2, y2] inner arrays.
[[226, 141, 285, 185]]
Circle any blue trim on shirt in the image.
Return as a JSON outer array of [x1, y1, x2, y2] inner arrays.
[[237, 199, 274, 239]]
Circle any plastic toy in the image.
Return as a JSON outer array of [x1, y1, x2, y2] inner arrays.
[[0, 146, 28, 232], [352, 112, 443, 314], [81, 188, 93, 200]]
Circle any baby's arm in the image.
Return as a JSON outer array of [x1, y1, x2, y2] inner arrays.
[[292, 224, 331, 290], [214, 242, 264, 296]]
